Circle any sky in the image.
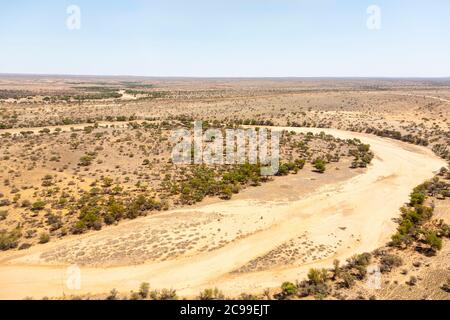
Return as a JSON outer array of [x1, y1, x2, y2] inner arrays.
[[0, 0, 449, 77]]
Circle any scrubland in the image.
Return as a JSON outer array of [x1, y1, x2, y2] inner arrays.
[[0, 75, 448, 300]]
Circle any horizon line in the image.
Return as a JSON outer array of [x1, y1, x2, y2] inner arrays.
[[1, 72, 450, 80]]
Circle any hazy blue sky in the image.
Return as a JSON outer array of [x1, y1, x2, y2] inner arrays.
[[1, 0, 449, 77]]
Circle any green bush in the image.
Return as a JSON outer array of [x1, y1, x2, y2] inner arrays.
[[295, 159, 306, 170], [219, 185, 233, 200], [410, 192, 426, 206], [410, 184, 427, 206], [0, 228, 21, 251], [348, 252, 372, 267], [276, 164, 290, 176], [307, 268, 328, 285], [102, 177, 113, 188], [198, 288, 224, 300], [380, 254, 403, 273], [297, 280, 329, 299], [0, 210, 8, 221], [441, 278, 450, 293], [280, 282, 297, 297], [391, 203, 434, 248], [313, 159, 326, 173], [424, 231, 442, 251], [139, 282, 150, 299], [79, 155, 94, 166], [39, 232, 50, 244], [105, 198, 125, 223], [71, 220, 87, 234], [390, 232, 413, 247], [340, 272, 355, 288], [151, 288, 177, 300], [31, 200, 46, 211]]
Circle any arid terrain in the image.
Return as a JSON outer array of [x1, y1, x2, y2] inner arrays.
[[0, 75, 449, 300]]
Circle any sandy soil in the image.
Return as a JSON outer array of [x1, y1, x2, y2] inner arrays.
[[0, 127, 445, 299]]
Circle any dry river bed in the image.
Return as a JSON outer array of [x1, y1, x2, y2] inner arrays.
[[0, 126, 446, 299]]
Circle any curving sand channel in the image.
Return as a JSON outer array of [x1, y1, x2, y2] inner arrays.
[[0, 127, 446, 299]]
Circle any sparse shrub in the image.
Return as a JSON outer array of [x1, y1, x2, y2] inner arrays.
[[31, 200, 46, 211], [102, 177, 113, 188], [313, 159, 326, 173], [12, 194, 21, 203], [348, 252, 372, 268], [297, 280, 329, 299], [295, 159, 306, 170], [407, 276, 417, 286], [291, 268, 330, 299], [340, 272, 355, 288], [276, 164, 290, 176], [280, 282, 297, 297], [441, 277, 450, 293], [424, 231, 442, 252], [39, 232, 50, 244], [0, 228, 21, 251], [380, 254, 403, 273], [0, 210, 8, 221], [107, 289, 118, 300], [0, 199, 11, 207], [239, 293, 258, 300], [307, 268, 328, 285], [41, 175, 54, 187], [139, 282, 150, 299], [438, 167, 448, 177], [129, 291, 141, 300], [71, 220, 87, 234], [78, 155, 94, 167], [346, 252, 371, 279], [410, 184, 427, 206], [18, 243, 32, 250], [198, 288, 224, 300], [332, 259, 341, 280], [410, 192, 425, 206], [219, 185, 233, 200], [158, 288, 178, 300]]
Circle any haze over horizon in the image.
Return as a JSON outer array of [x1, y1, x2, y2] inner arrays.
[[2, 73, 450, 80], [1, 0, 450, 78]]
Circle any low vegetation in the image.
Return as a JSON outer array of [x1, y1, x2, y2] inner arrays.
[[390, 178, 449, 255], [0, 123, 371, 250]]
